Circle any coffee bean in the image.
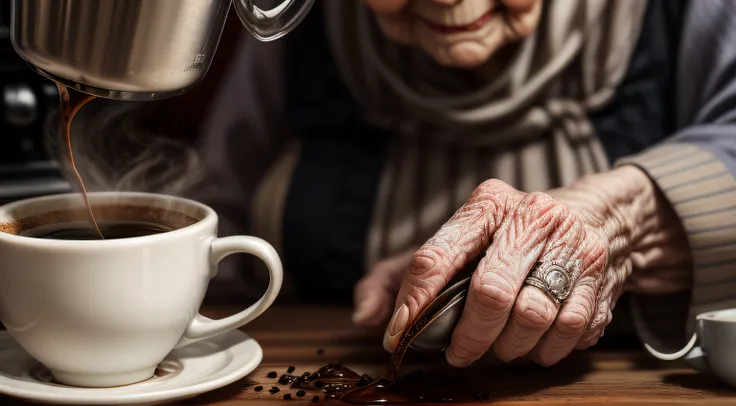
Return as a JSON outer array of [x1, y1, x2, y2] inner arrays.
[[311, 395, 320, 402], [287, 366, 295, 373], [356, 375, 372, 387], [296, 390, 306, 397], [267, 371, 278, 378], [302, 372, 311, 377], [283, 394, 292, 400], [269, 387, 280, 394], [254, 386, 263, 392], [278, 374, 291, 385], [314, 381, 324, 388]]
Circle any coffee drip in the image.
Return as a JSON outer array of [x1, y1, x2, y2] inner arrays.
[[276, 258, 484, 403], [280, 304, 492, 404], [56, 84, 104, 239]]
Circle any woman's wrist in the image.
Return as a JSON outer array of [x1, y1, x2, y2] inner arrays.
[[548, 166, 693, 294]]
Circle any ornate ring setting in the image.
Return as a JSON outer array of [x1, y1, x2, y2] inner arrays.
[[523, 259, 579, 307]]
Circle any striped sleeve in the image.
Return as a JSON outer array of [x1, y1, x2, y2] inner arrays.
[[615, 0, 736, 351]]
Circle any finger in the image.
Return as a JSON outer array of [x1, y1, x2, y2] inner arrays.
[[490, 286, 556, 362], [533, 233, 608, 366], [491, 205, 582, 361], [446, 192, 564, 367], [383, 180, 515, 352], [577, 264, 623, 350], [352, 250, 415, 326], [575, 304, 611, 350]]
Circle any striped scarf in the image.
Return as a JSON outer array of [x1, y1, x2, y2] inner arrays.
[[251, 0, 649, 286]]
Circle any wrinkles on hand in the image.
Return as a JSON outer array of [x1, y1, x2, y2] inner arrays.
[[353, 166, 690, 367]]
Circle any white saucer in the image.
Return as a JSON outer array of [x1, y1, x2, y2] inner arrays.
[[0, 329, 262, 405]]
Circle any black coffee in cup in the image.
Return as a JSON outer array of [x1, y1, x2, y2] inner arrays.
[[20, 220, 172, 240], [0, 205, 198, 240]]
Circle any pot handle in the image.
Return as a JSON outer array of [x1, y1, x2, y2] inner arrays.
[[232, 0, 315, 42]]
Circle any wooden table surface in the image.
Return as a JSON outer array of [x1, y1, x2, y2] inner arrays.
[[3, 305, 736, 405]]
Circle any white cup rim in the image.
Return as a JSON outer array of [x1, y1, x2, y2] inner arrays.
[[0, 191, 216, 249], [697, 308, 736, 323]]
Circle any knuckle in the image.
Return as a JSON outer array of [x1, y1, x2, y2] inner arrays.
[[410, 246, 445, 276], [472, 179, 516, 207], [515, 292, 555, 330], [472, 274, 517, 318], [556, 305, 591, 339], [478, 178, 509, 193], [404, 284, 433, 312], [525, 191, 556, 208]]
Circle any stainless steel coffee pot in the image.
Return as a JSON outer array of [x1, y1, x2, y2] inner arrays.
[[10, 0, 314, 100]]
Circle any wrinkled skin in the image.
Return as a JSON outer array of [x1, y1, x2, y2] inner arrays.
[[354, 0, 690, 367], [364, 0, 543, 68], [353, 167, 688, 367]]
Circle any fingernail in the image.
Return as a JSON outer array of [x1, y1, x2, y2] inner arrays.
[[387, 304, 409, 336], [383, 304, 409, 350]]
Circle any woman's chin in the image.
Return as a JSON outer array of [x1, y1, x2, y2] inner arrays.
[[415, 20, 507, 69]]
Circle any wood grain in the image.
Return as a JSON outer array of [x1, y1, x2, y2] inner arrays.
[[2, 305, 736, 405]]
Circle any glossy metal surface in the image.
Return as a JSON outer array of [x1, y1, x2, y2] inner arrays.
[[410, 277, 471, 352], [10, 0, 314, 100], [235, 0, 315, 42]]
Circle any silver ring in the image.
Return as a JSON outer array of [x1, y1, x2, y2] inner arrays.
[[523, 259, 579, 307]]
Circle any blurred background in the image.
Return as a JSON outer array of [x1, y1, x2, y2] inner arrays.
[[0, 0, 241, 204]]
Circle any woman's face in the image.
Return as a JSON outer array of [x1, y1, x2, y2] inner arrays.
[[364, 0, 543, 68]]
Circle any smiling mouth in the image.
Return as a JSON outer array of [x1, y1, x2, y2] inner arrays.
[[416, 8, 496, 35]]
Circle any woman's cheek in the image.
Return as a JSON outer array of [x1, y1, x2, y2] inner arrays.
[[504, 0, 543, 37]]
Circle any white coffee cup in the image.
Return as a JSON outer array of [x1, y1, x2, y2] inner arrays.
[[0, 192, 283, 388], [645, 308, 736, 388]]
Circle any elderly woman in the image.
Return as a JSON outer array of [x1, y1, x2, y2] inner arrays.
[[193, 0, 736, 367]]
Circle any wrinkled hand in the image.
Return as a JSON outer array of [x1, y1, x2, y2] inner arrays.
[[354, 168, 661, 367]]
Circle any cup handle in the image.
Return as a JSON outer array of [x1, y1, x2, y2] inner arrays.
[[174, 236, 283, 349], [644, 333, 712, 374], [231, 0, 315, 42]]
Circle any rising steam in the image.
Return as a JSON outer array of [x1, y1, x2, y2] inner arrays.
[[45, 98, 205, 197]]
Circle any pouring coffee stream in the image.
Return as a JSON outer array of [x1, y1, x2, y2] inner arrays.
[[11, 0, 317, 239], [56, 84, 104, 239]]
